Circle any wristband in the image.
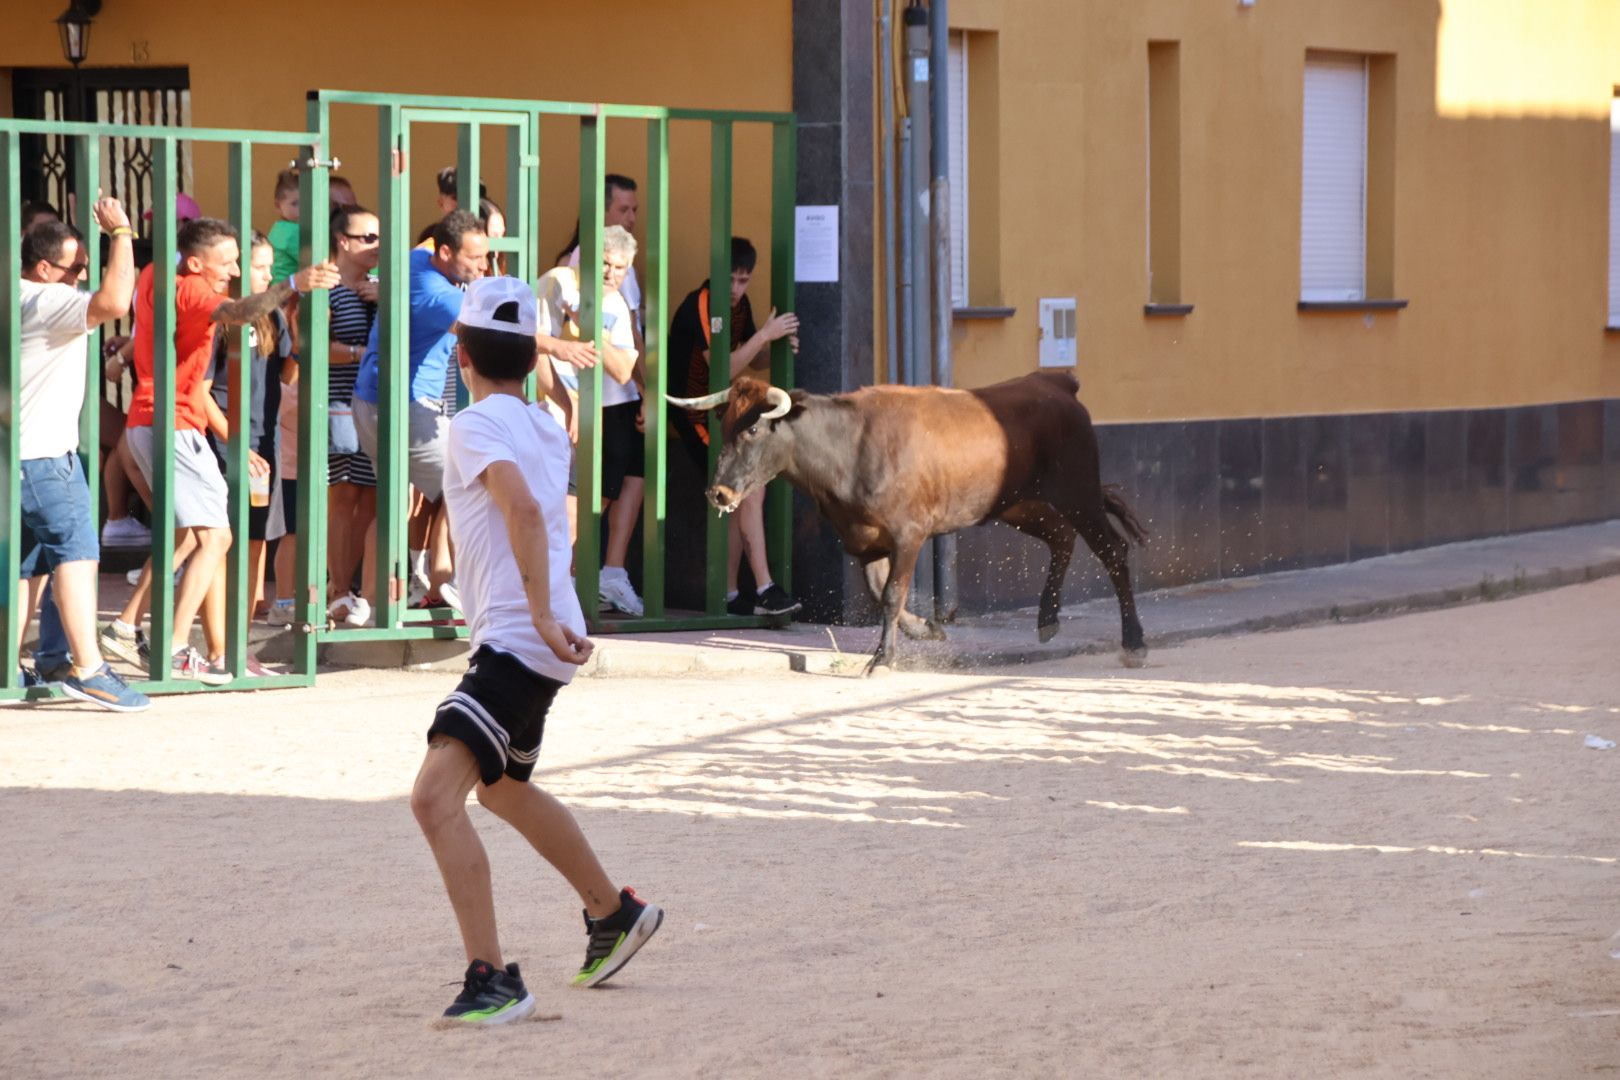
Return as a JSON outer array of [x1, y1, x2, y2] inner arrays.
[[111, 226, 135, 239], [287, 274, 301, 295]]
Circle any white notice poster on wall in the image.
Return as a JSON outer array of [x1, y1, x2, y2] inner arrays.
[[795, 205, 839, 283]]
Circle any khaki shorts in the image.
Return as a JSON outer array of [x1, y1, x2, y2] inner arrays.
[[351, 397, 449, 502]]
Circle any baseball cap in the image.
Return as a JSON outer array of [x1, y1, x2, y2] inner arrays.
[[459, 276, 537, 336]]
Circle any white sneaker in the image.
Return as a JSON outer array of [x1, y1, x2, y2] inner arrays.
[[343, 596, 373, 628], [266, 599, 296, 627], [437, 581, 462, 614], [598, 572, 645, 617], [101, 516, 151, 547], [407, 573, 432, 608]]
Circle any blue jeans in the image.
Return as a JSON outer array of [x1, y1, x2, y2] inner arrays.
[[20, 453, 97, 673]]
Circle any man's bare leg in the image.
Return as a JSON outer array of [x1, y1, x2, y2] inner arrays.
[[51, 560, 106, 672], [411, 736, 502, 966], [171, 526, 230, 653], [476, 776, 620, 920]]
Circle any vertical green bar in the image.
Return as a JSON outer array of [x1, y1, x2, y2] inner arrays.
[[575, 113, 605, 624], [453, 122, 479, 413], [505, 122, 530, 286], [0, 131, 21, 690], [456, 123, 481, 215], [149, 138, 178, 676], [72, 134, 102, 517], [518, 114, 539, 401], [375, 106, 408, 630], [706, 121, 733, 617], [767, 120, 797, 595], [296, 110, 331, 680], [641, 118, 669, 618], [224, 142, 252, 677]]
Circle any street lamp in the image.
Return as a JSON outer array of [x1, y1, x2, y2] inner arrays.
[[55, 1, 101, 68]]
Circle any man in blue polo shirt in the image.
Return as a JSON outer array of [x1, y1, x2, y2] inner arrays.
[[352, 209, 488, 607]]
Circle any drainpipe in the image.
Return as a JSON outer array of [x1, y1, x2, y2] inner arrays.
[[902, 1, 934, 613], [928, 0, 958, 623], [879, 7, 901, 386]]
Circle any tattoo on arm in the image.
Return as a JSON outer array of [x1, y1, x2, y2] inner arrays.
[[212, 281, 294, 327]]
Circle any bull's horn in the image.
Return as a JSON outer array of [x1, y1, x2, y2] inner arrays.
[[761, 386, 793, 420], [665, 389, 732, 410]]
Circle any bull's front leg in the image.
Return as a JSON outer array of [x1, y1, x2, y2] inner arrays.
[[866, 538, 927, 675], [863, 558, 945, 641]]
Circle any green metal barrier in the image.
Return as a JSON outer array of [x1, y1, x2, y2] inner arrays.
[[310, 90, 797, 638], [1, 117, 329, 699]]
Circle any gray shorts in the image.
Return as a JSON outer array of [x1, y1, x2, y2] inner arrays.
[[126, 426, 230, 530], [352, 396, 449, 502]]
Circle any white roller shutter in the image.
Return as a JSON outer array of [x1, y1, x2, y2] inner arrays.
[[1609, 96, 1620, 326], [1301, 55, 1368, 301], [948, 31, 969, 308]]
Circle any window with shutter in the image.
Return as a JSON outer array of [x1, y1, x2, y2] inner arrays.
[[948, 31, 969, 309], [1301, 54, 1368, 302]]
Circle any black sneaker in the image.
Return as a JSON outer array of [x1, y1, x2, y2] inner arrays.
[[725, 590, 755, 617], [438, 960, 536, 1026], [753, 584, 803, 617], [572, 887, 663, 988]]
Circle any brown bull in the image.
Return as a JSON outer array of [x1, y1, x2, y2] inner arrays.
[[668, 371, 1147, 673]]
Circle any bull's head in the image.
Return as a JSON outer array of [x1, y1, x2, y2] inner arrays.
[[667, 377, 796, 513]]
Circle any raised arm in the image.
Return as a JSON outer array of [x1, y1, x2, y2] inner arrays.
[[481, 458, 592, 666], [212, 262, 340, 328], [86, 197, 136, 328], [726, 307, 799, 379]]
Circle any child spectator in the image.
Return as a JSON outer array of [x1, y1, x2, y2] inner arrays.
[[268, 169, 302, 285]]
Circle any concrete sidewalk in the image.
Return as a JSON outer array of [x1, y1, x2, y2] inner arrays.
[[86, 519, 1620, 679], [554, 518, 1620, 677]]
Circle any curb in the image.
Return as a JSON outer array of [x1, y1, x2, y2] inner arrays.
[[283, 546, 1620, 679]]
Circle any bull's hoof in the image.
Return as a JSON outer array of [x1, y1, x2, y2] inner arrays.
[[900, 617, 947, 641], [1120, 647, 1148, 669], [863, 656, 894, 678], [1037, 621, 1059, 643]]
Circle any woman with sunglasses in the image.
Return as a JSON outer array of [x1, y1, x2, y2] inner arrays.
[[314, 205, 382, 628]]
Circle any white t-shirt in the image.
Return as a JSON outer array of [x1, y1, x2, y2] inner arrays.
[[19, 279, 92, 460], [536, 264, 640, 409], [443, 392, 586, 685], [599, 289, 641, 408]]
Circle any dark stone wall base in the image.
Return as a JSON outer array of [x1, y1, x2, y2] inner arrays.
[[952, 399, 1620, 615]]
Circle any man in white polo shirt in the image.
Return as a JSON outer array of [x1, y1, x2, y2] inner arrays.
[[15, 199, 149, 711]]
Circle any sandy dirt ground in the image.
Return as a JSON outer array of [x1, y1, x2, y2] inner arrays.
[[2, 579, 1618, 1078]]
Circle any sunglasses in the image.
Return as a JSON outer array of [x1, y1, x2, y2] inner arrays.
[[342, 232, 380, 244], [50, 260, 88, 275]]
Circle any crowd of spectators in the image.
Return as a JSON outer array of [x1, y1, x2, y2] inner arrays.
[[10, 162, 802, 707]]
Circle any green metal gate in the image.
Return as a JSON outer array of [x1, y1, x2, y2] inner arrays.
[[309, 90, 798, 641], [2, 116, 332, 699]]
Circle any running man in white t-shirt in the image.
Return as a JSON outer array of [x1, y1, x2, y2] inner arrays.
[[14, 201, 149, 711], [408, 276, 662, 1026]]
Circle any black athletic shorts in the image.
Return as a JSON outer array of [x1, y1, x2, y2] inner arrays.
[[429, 645, 563, 785], [600, 400, 645, 501]]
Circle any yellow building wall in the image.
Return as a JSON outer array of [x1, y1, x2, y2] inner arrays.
[[943, 0, 1620, 421], [0, 0, 791, 308]]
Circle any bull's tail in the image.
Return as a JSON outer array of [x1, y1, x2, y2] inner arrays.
[[1102, 484, 1148, 546]]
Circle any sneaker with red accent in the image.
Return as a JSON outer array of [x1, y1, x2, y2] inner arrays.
[[572, 887, 663, 988]]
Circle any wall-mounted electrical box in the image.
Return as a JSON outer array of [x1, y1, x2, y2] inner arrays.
[[1038, 297, 1077, 368]]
